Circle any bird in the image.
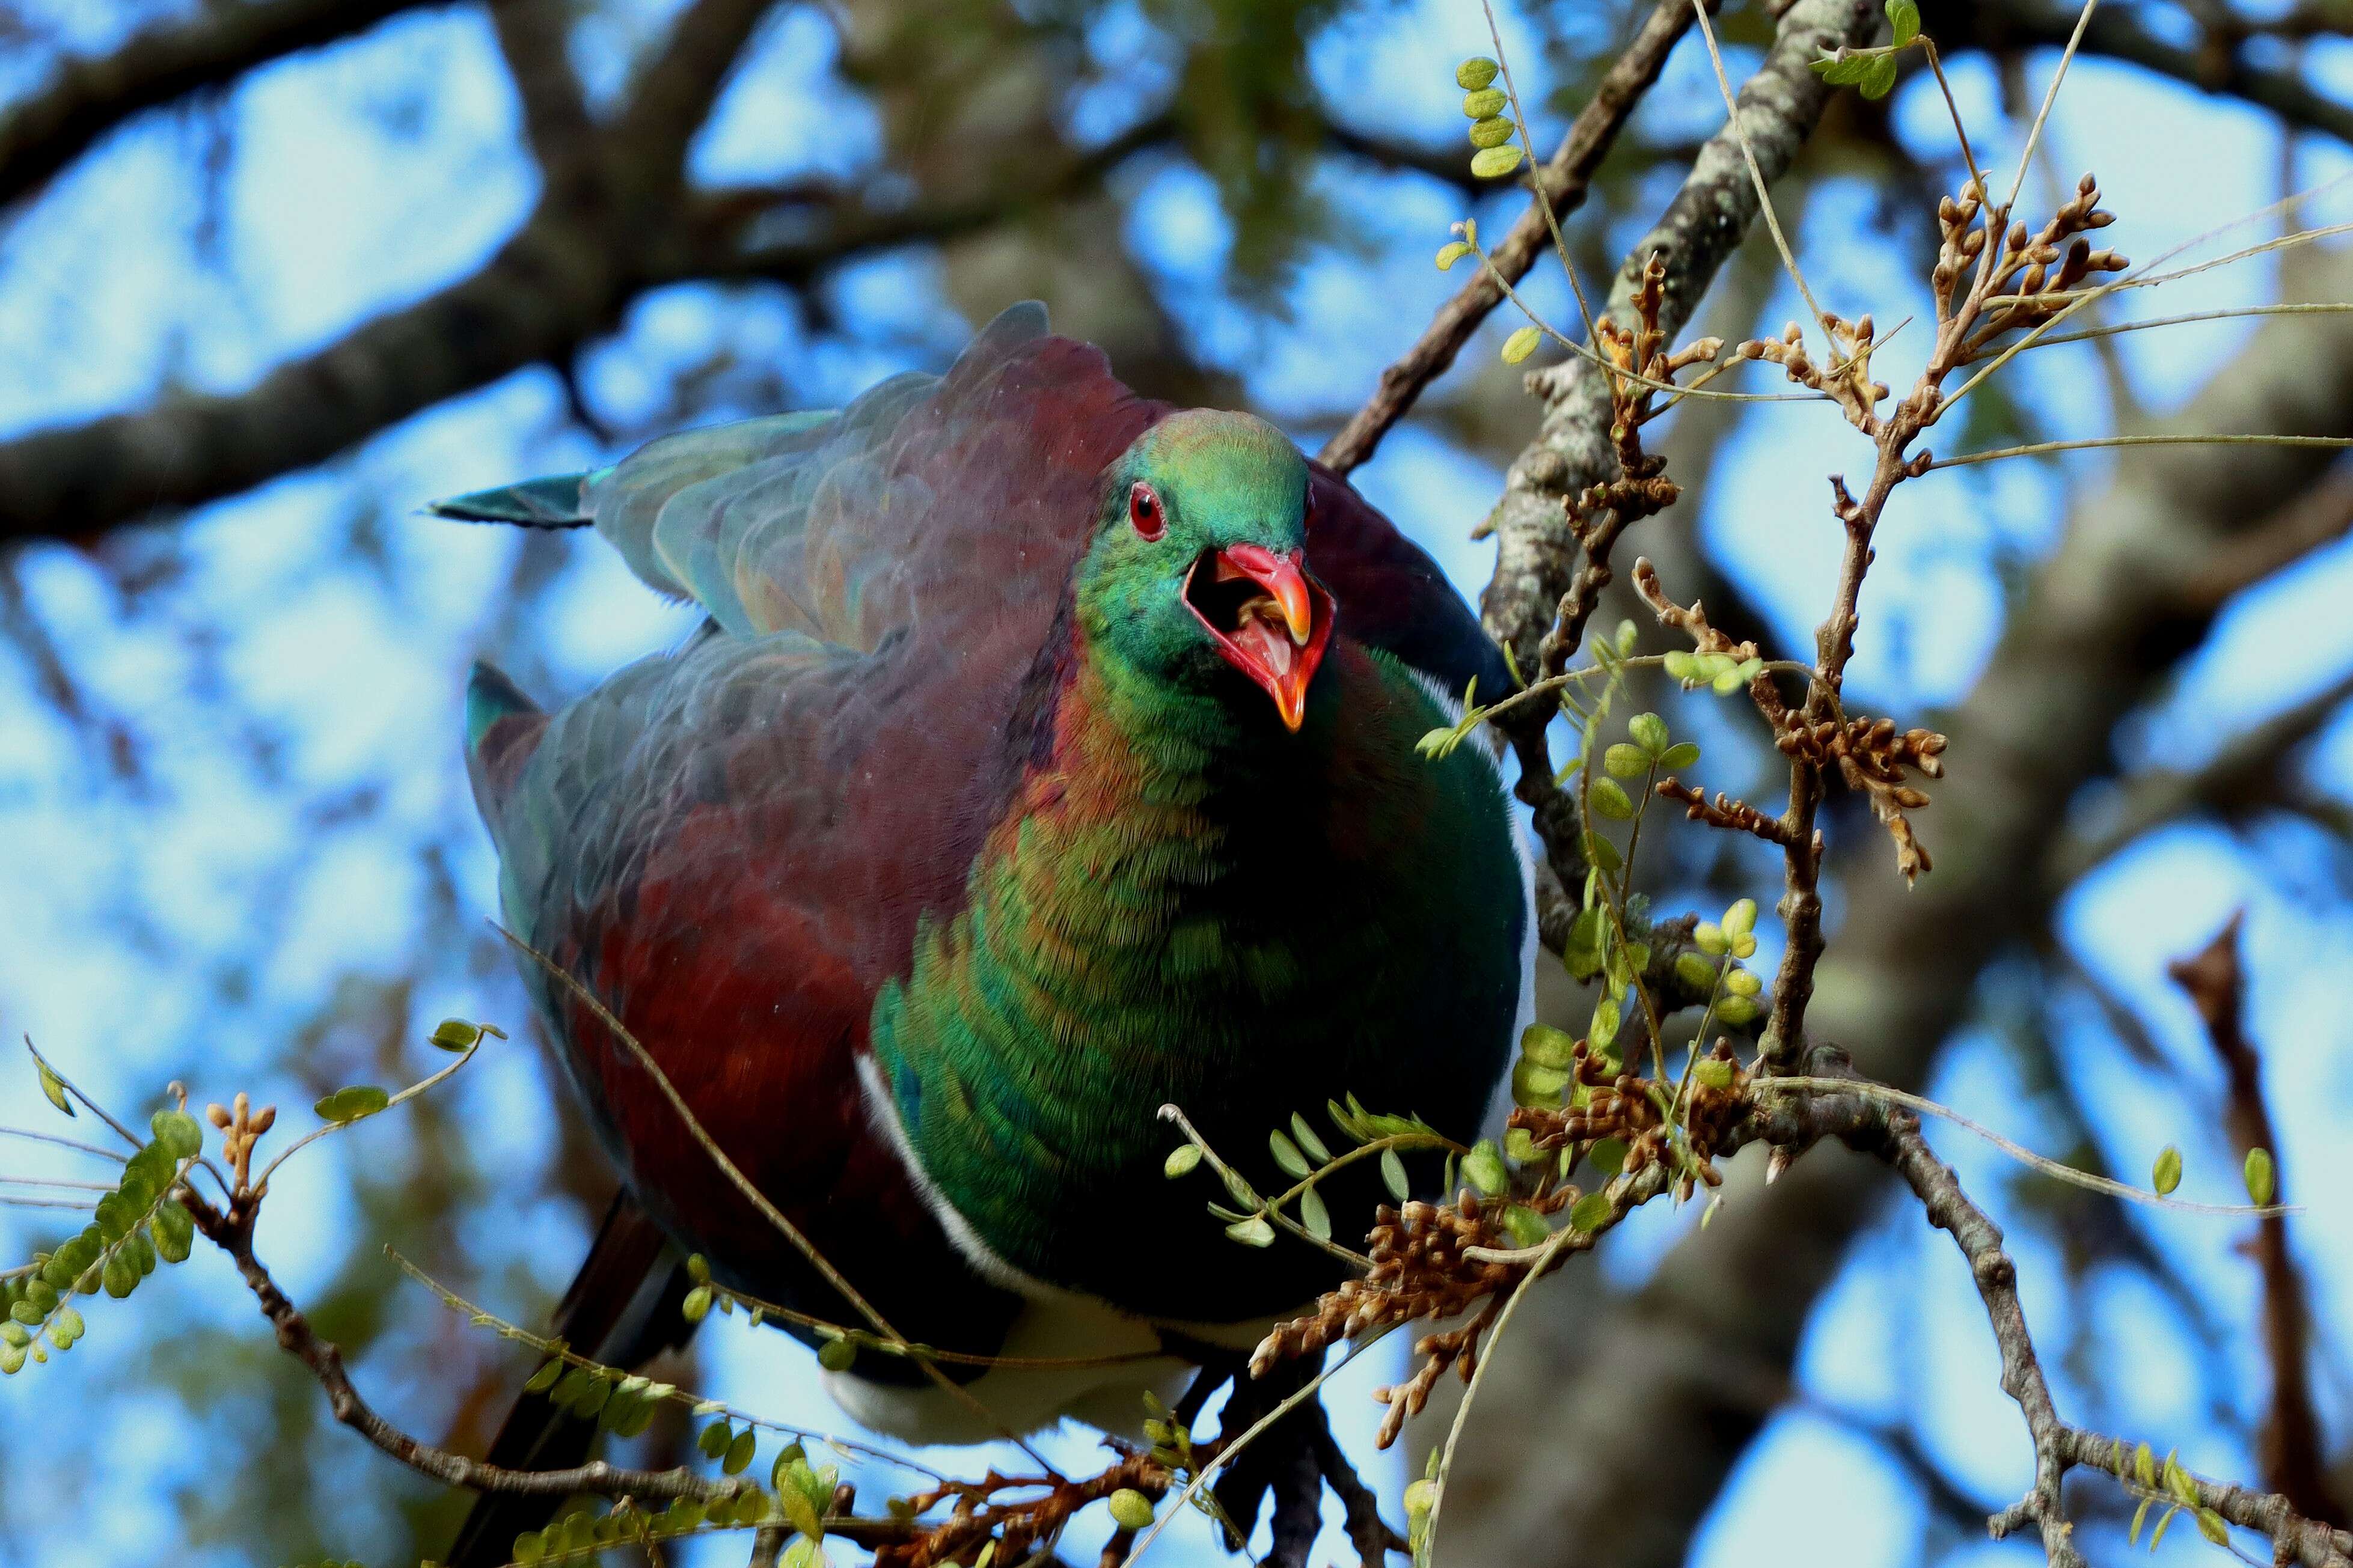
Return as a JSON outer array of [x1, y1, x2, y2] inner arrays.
[[434, 303, 1531, 1562]]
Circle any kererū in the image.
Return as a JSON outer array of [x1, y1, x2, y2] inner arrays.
[[436, 304, 1531, 1562]]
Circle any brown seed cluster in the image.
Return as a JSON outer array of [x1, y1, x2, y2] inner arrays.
[[875, 1456, 1170, 1568], [1252, 1192, 1537, 1449], [1777, 715, 1949, 880], [1509, 1036, 1746, 1201], [204, 1092, 276, 1195], [1938, 171, 2126, 360]]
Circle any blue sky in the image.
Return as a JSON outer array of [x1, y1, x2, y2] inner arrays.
[[2, 2, 2350, 1565]]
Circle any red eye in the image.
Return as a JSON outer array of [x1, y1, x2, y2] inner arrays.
[[1128, 481, 1164, 541]]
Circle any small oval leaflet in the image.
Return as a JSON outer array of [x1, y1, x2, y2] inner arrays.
[[151, 1108, 203, 1161], [1223, 1216, 1276, 1248], [1467, 116, 1516, 150], [2152, 1144, 2183, 1197], [33, 1055, 72, 1118], [1380, 1147, 1410, 1202], [429, 1018, 482, 1052], [1470, 144, 1526, 180], [1568, 1192, 1612, 1232], [1454, 56, 1499, 90], [1109, 1487, 1157, 1532], [1460, 87, 1507, 120], [314, 1085, 390, 1124], [1163, 1143, 1202, 1179], [2244, 1147, 2275, 1206], [1299, 1185, 1332, 1242], [1501, 326, 1541, 365]]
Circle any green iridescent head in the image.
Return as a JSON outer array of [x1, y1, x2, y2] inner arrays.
[[1075, 410, 1334, 731]]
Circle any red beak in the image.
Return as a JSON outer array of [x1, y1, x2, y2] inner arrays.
[[1184, 543, 1333, 731]]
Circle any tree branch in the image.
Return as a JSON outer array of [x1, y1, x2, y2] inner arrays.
[[2045, 663, 2353, 888], [1870, 1109, 2353, 1566], [1318, 0, 1700, 476], [2167, 915, 2343, 1526], [1940, 0, 2353, 149], [1443, 250, 2353, 1568], [0, 0, 453, 211]]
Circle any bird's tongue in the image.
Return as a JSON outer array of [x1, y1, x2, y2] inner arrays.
[[1232, 606, 1297, 683]]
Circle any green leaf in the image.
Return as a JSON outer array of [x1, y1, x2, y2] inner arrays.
[[1291, 1113, 1330, 1166], [1885, 0, 1920, 46], [724, 1427, 758, 1476], [1467, 115, 1516, 151], [150, 1109, 202, 1161], [2244, 1147, 2275, 1206], [1568, 1192, 1612, 1232], [1299, 1186, 1332, 1242], [818, 1335, 857, 1373], [1583, 831, 1622, 873], [1662, 650, 1703, 683], [1109, 1487, 1157, 1532], [1268, 1130, 1312, 1180], [1860, 52, 1900, 98], [1602, 743, 1650, 779], [1463, 1139, 1510, 1196], [1520, 1023, 1577, 1069], [682, 1284, 712, 1323], [1627, 713, 1669, 757], [1501, 326, 1541, 364], [314, 1085, 390, 1125], [1380, 1147, 1410, 1202], [1500, 1205, 1550, 1247], [1460, 88, 1507, 120], [2128, 1496, 2152, 1546], [1434, 240, 1472, 272], [1590, 994, 1621, 1049], [2152, 1145, 2183, 1197], [1225, 1216, 1276, 1248], [1586, 1138, 1627, 1177], [523, 1356, 565, 1394], [32, 1055, 72, 1118], [1470, 144, 1527, 180], [1163, 1144, 1202, 1179], [429, 1018, 482, 1052], [1512, 1057, 1570, 1109], [1674, 951, 1719, 993], [699, 1421, 733, 1460], [1694, 921, 1728, 956], [151, 1201, 192, 1263], [1589, 778, 1635, 820], [1693, 1058, 1736, 1091], [1658, 740, 1701, 770], [2195, 1509, 2228, 1546], [1455, 56, 1499, 90], [1715, 995, 1760, 1027]]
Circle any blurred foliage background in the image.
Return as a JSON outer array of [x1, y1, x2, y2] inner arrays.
[[2, 1, 2353, 1565]]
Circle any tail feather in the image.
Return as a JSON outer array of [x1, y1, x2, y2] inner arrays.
[[428, 473, 597, 528], [445, 1192, 695, 1568]]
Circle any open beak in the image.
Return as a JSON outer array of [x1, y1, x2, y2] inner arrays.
[[1183, 543, 1334, 731]]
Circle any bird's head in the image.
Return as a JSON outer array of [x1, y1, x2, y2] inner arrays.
[[1077, 410, 1334, 732]]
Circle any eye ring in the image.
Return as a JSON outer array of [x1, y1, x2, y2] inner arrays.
[[1128, 481, 1165, 541]]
